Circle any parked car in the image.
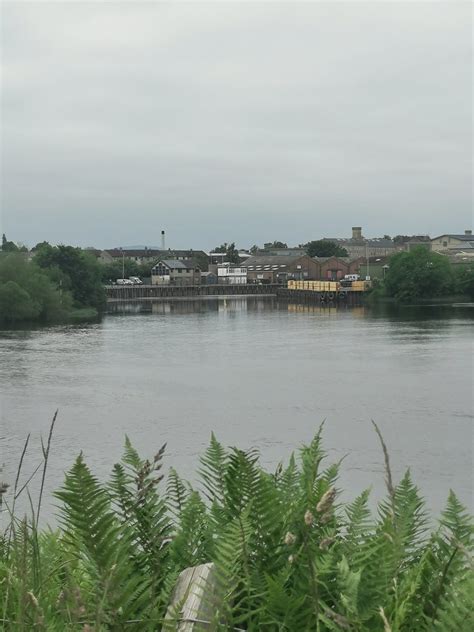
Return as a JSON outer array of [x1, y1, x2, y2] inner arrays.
[[116, 278, 133, 285], [128, 277, 143, 285]]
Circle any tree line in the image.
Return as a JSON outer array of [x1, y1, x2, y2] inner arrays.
[[378, 247, 474, 302], [0, 239, 105, 324]]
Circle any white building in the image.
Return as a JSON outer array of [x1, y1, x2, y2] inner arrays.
[[217, 263, 247, 284], [430, 231, 473, 252]]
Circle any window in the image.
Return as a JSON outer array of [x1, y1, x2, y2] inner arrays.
[[178, 268, 182, 273], [443, 241, 448, 247]]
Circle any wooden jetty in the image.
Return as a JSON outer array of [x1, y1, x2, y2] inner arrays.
[[106, 284, 279, 302]]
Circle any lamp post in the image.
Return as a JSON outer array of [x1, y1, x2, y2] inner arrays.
[[120, 247, 125, 280]]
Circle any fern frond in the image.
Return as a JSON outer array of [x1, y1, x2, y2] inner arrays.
[[198, 433, 229, 504]]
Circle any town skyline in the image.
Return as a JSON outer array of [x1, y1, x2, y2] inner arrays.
[[2, 222, 472, 253]]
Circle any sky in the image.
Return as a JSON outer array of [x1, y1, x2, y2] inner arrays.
[[1, 1, 472, 250]]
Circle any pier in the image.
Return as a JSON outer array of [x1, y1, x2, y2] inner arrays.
[[105, 283, 368, 305], [105, 284, 279, 301]]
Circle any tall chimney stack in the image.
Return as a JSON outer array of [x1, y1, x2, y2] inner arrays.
[[352, 226, 362, 240], [161, 230, 166, 250]]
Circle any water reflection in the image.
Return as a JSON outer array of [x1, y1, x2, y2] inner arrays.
[[1, 297, 472, 525], [107, 297, 278, 315]]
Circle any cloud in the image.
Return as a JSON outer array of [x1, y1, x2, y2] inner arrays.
[[1, 1, 471, 248]]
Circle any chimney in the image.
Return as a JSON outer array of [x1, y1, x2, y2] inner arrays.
[[161, 230, 166, 250], [352, 226, 362, 240], [465, 229, 472, 235]]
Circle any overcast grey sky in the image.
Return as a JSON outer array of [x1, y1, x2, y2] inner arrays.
[[1, 1, 472, 249]]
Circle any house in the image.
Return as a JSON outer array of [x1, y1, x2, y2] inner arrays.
[[359, 256, 392, 280], [256, 247, 307, 257], [405, 236, 432, 251], [242, 255, 319, 284], [217, 263, 248, 284], [83, 248, 114, 263], [105, 248, 208, 268], [317, 256, 365, 281], [322, 227, 400, 258], [201, 271, 218, 285], [430, 231, 473, 253], [105, 248, 162, 264], [209, 251, 250, 265], [151, 260, 201, 286]]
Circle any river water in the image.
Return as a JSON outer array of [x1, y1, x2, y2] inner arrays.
[[1, 298, 472, 524]]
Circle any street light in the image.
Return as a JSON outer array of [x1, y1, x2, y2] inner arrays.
[[120, 247, 125, 279]]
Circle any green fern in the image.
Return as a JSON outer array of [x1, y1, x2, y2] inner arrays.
[[1, 427, 472, 631]]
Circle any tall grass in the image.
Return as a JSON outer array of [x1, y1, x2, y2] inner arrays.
[[0, 417, 472, 631]]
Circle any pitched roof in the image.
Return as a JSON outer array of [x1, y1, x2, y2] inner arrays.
[[242, 255, 310, 269], [431, 234, 474, 242], [314, 256, 364, 264], [106, 248, 207, 259], [242, 255, 304, 265], [106, 248, 162, 258], [152, 259, 198, 270], [323, 237, 396, 248]]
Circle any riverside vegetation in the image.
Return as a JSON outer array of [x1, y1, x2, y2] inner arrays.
[[0, 420, 472, 631], [372, 247, 474, 303], [0, 241, 105, 325]]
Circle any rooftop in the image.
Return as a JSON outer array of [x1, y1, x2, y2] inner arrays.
[[242, 254, 308, 269], [152, 259, 198, 270], [431, 233, 474, 242]]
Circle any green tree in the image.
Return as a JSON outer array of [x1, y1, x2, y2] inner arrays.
[[34, 244, 106, 310], [212, 242, 240, 264], [32, 240, 51, 252], [384, 247, 453, 301], [304, 240, 348, 258], [0, 254, 72, 323], [453, 264, 474, 299], [393, 235, 411, 245], [1, 233, 19, 253], [264, 241, 288, 249], [0, 281, 40, 321]]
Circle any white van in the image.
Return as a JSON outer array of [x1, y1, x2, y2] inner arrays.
[[128, 277, 143, 285], [116, 278, 133, 285], [343, 274, 360, 282]]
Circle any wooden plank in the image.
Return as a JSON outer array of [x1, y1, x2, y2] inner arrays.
[[165, 563, 223, 631]]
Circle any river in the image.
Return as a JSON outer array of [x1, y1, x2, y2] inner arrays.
[[1, 298, 472, 524]]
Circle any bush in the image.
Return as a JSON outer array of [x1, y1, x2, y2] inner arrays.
[[0, 254, 73, 323], [1, 425, 472, 630], [453, 264, 474, 300], [384, 248, 453, 302], [34, 244, 106, 311]]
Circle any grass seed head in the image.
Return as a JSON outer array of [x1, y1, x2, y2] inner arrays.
[[316, 487, 336, 513]]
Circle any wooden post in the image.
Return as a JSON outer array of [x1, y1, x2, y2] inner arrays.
[[165, 563, 224, 631]]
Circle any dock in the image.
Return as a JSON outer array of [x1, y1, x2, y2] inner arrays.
[[105, 284, 279, 302]]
